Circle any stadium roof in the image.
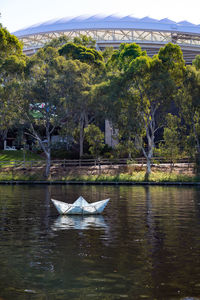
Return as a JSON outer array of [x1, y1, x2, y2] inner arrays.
[[13, 14, 200, 37], [13, 15, 200, 64]]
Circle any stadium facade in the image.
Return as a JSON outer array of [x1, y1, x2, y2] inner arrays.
[[14, 14, 200, 64]]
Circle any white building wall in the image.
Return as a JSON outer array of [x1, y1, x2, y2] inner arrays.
[[105, 120, 118, 148]]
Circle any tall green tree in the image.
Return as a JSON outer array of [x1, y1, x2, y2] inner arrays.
[[84, 124, 104, 158], [192, 55, 200, 70], [128, 44, 184, 177], [158, 113, 181, 168], [0, 26, 25, 149], [59, 40, 105, 157], [99, 43, 185, 178], [178, 65, 200, 157], [19, 46, 92, 177]]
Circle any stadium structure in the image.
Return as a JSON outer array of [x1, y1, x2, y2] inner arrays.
[[13, 14, 200, 64]]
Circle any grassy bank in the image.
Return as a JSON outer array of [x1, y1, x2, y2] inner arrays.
[[0, 150, 43, 161], [0, 170, 199, 183], [60, 172, 200, 183]]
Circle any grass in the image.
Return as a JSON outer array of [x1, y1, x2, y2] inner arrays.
[[0, 150, 44, 168], [0, 150, 43, 161], [60, 171, 200, 183]]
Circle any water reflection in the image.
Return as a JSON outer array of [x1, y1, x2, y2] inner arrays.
[[51, 215, 108, 231]]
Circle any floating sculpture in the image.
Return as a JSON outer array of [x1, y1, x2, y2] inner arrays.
[[51, 196, 110, 215]]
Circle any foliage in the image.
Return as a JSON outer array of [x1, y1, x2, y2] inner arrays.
[[44, 34, 96, 50], [107, 42, 146, 71], [19, 46, 93, 176], [84, 124, 105, 157], [44, 35, 70, 49], [0, 26, 26, 149], [192, 55, 200, 70], [73, 34, 96, 48], [101, 42, 185, 178], [178, 65, 200, 155], [102, 47, 114, 63], [157, 113, 181, 166], [115, 139, 139, 159], [59, 42, 104, 68]]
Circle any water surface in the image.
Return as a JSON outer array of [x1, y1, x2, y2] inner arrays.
[[0, 184, 200, 299]]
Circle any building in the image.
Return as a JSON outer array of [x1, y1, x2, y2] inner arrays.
[[14, 14, 200, 64]]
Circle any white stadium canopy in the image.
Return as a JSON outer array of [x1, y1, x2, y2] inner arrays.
[[13, 14, 200, 63]]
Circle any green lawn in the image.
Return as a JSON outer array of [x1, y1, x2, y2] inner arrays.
[[0, 150, 43, 161]]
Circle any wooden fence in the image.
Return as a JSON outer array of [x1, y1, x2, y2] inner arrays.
[[0, 157, 194, 169]]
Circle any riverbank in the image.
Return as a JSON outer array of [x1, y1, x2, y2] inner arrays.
[[0, 161, 199, 184], [0, 170, 199, 184], [1, 180, 200, 185]]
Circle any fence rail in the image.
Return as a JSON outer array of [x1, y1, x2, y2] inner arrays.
[[0, 157, 194, 169]]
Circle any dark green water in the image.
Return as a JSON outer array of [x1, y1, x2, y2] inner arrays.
[[0, 185, 200, 299]]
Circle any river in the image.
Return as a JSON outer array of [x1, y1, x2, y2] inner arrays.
[[0, 184, 200, 299]]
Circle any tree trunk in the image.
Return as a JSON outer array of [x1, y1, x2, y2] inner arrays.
[[143, 135, 154, 181], [0, 129, 8, 150], [45, 129, 51, 179], [193, 122, 200, 154], [144, 116, 155, 181], [79, 113, 85, 158], [145, 157, 151, 181], [38, 130, 51, 179], [45, 150, 51, 179], [79, 122, 84, 158], [192, 122, 200, 174], [79, 111, 90, 158]]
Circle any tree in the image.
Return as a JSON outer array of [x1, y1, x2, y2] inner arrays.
[[73, 34, 96, 49], [102, 47, 114, 63], [44, 36, 70, 49], [128, 44, 184, 178], [177, 65, 200, 172], [192, 55, 200, 70], [84, 124, 104, 158], [158, 113, 181, 169], [19, 46, 92, 177], [59, 40, 105, 157], [44, 34, 96, 50], [0, 26, 25, 149], [107, 42, 146, 72], [99, 43, 185, 179], [59, 42, 104, 68]]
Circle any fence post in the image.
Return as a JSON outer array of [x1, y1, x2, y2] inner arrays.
[[98, 158, 101, 175], [23, 150, 26, 168]]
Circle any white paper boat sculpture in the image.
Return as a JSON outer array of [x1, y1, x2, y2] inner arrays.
[[51, 196, 110, 215]]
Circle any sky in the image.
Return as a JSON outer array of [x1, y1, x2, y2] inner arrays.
[[1, 0, 200, 33]]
